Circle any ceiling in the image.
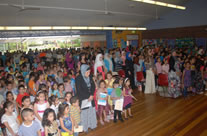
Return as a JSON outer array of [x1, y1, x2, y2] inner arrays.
[[0, 0, 189, 27]]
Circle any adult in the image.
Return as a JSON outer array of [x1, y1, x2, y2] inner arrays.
[[104, 53, 113, 72], [76, 64, 97, 132], [125, 52, 135, 89], [94, 54, 105, 80], [65, 51, 74, 70]]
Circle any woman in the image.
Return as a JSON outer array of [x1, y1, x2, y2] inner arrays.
[[104, 53, 113, 72], [94, 54, 106, 80], [65, 51, 74, 70], [144, 56, 156, 94], [76, 64, 97, 132], [125, 52, 135, 89]]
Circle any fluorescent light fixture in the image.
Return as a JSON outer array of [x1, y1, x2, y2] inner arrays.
[[88, 27, 103, 30], [155, 1, 167, 6], [167, 4, 177, 8], [31, 26, 52, 30], [0, 27, 4, 30], [132, 0, 186, 10], [115, 27, 127, 30], [6, 26, 30, 30], [0, 26, 147, 31], [71, 26, 88, 30], [176, 6, 186, 10], [103, 27, 116, 30], [137, 28, 147, 30], [52, 26, 71, 30], [143, 0, 155, 4]]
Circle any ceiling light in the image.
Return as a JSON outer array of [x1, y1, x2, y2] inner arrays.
[[6, 26, 30, 30], [31, 26, 52, 30], [71, 26, 88, 30], [131, 0, 186, 10], [0, 26, 147, 31], [115, 27, 127, 30], [52, 26, 71, 30], [88, 27, 103, 30], [143, 0, 155, 4], [103, 27, 116, 30]]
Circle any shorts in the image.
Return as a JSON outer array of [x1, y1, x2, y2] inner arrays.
[[124, 103, 131, 110], [61, 132, 73, 136]]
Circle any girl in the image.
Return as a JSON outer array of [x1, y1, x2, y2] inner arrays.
[[58, 103, 74, 136], [96, 80, 109, 125], [182, 62, 192, 97], [42, 108, 61, 136], [36, 72, 46, 92], [1, 101, 19, 136], [123, 78, 133, 119], [58, 83, 66, 102], [49, 95, 61, 116], [94, 54, 106, 80], [34, 90, 50, 136], [51, 82, 59, 97], [105, 72, 114, 115], [6, 91, 18, 115], [64, 77, 73, 94], [64, 92, 72, 106]]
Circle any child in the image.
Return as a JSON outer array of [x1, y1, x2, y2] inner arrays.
[[58, 103, 73, 136], [70, 96, 81, 136], [123, 78, 133, 119], [64, 77, 73, 94], [34, 90, 50, 135], [56, 70, 63, 84], [64, 92, 72, 106], [111, 79, 124, 123], [49, 95, 61, 116], [51, 82, 59, 97], [1, 101, 19, 136], [6, 91, 19, 115], [18, 108, 41, 136], [18, 96, 33, 124], [42, 108, 61, 136], [3, 81, 18, 100], [96, 80, 109, 125], [16, 85, 29, 108], [105, 72, 114, 114], [58, 83, 65, 102], [182, 62, 192, 97]]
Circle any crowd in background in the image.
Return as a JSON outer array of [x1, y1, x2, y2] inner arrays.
[[0, 44, 206, 136]]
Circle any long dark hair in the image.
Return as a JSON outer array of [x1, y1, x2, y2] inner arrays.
[[42, 108, 56, 127], [57, 103, 68, 119], [48, 95, 58, 106]]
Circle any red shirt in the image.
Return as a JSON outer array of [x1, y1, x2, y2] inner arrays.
[[16, 93, 29, 107]]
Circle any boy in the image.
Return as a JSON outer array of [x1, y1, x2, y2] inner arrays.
[[111, 79, 124, 123], [18, 108, 41, 136], [70, 96, 81, 136], [16, 85, 29, 108], [3, 81, 18, 100]]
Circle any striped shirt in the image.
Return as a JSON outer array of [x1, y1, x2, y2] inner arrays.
[[70, 105, 81, 124]]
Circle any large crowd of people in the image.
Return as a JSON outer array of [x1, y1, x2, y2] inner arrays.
[[0, 44, 206, 136]]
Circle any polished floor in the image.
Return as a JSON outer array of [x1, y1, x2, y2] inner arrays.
[[80, 91, 207, 136]]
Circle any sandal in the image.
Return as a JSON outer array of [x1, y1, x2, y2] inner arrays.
[[100, 120, 105, 125]]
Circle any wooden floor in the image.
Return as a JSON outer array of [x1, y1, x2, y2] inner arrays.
[[80, 91, 207, 136]]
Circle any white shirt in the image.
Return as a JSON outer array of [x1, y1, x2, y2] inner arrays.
[[1, 112, 19, 136]]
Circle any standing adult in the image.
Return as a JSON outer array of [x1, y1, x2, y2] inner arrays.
[[125, 52, 135, 89], [76, 64, 97, 132]]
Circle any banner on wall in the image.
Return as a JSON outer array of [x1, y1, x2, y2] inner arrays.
[[142, 38, 198, 48], [126, 35, 139, 40]]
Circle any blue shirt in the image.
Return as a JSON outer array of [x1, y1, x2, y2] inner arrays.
[[61, 115, 72, 132], [18, 120, 41, 136]]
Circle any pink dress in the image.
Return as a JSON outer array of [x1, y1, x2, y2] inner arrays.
[[123, 88, 132, 108]]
